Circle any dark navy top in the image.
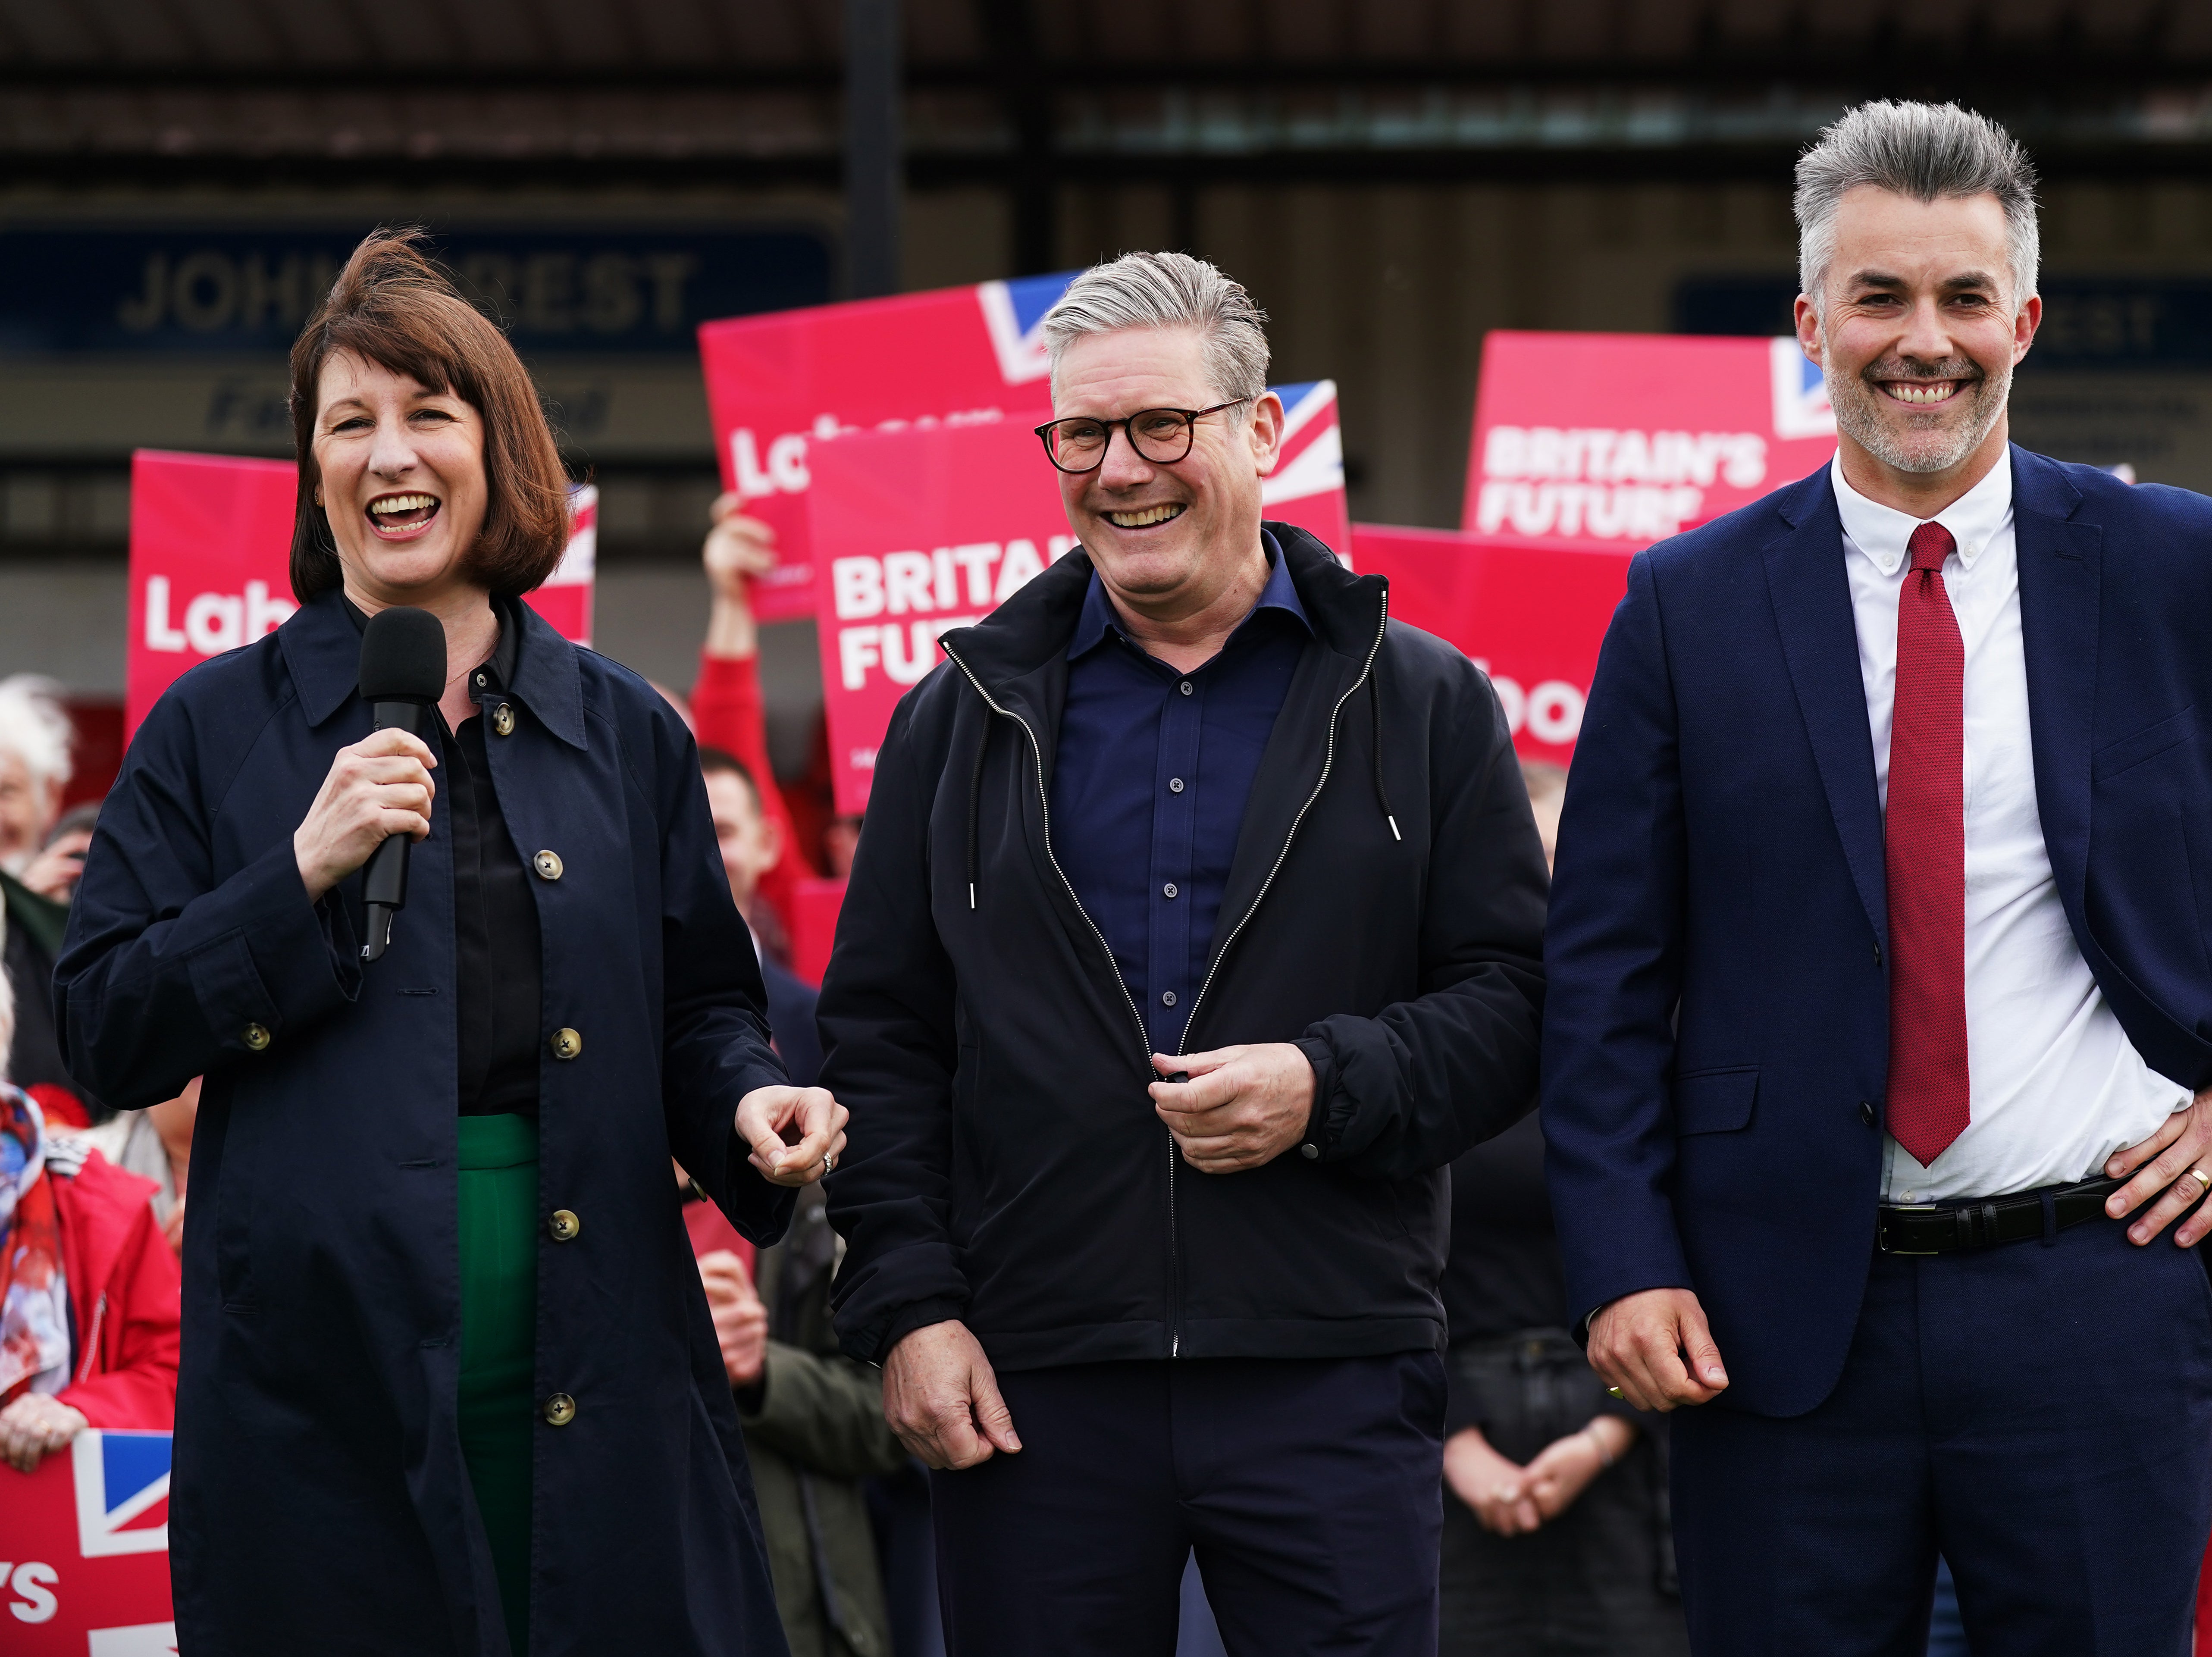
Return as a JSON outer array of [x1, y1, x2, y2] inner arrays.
[[1050, 533, 1311, 1055]]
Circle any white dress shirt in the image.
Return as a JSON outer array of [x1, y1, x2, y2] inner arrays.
[[1833, 454, 2190, 1203]]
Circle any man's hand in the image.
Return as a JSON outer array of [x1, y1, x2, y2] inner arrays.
[[2105, 1087, 2212, 1247], [698, 1249, 768, 1388], [0, 1394, 87, 1473], [1588, 1287, 1729, 1412], [1148, 1045, 1315, 1174], [20, 826, 91, 903], [1443, 1426, 1541, 1535], [735, 1085, 849, 1187], [881, 1319, 1021, 1470]]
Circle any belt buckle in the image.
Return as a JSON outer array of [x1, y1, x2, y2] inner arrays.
[[1876, 1210, 1942, 1256]]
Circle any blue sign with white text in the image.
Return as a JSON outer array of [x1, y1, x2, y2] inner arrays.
[[0, 225, 832, 356]]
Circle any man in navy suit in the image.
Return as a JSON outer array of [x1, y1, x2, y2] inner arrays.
[[1544, 100, 2212, 1656]]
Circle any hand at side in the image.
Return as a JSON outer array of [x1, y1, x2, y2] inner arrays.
[[881, 1319, 1021, 1470], [1588, 1286, 1728, 1411]]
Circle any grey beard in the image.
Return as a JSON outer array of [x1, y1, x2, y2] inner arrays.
[[1825, 354, 2011, 476]]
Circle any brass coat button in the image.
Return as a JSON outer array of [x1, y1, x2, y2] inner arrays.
[[542, 1392, 576, 1427], [548, 1209, 581, 1242], [242, 1023, 271, 1052], [492, 702, 515, 736], [533, 850, 564, 881], [550, 1027, 583, 1061]]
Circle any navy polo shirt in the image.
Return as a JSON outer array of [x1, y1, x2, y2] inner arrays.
[[1050, 533, 1311, 1056]]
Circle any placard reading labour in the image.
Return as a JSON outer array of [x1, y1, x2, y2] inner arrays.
[[127, 450, 598, 736]]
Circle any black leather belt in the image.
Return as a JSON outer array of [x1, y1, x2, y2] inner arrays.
[[1875, 1176, 2124, 1256]]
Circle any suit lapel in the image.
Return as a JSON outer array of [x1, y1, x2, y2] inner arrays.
[[1761, 473, 1890, 951], [2011, 448, 2100, 920]]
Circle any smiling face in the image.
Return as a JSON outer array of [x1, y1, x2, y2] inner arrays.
[[1052, 326, 1282, 620], [311, 350, 492, 608], [1797, 186, 2040, 486]]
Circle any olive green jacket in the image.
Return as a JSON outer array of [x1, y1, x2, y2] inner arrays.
[[739, 1184, 910, 1657]]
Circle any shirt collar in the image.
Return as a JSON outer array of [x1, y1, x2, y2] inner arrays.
[[1067, 528, 1313, 662], [1830, 450, 2014, 577], [339, 593, 521, 692]]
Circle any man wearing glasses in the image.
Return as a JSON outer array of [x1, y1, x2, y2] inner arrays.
[[819, 251, 1548, 1655]]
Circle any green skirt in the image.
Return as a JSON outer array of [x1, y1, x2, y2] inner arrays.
[[457, 1112, 539, 1656]]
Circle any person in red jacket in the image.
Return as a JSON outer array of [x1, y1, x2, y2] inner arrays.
[[0, 964, 180, 1473], [691, 493, 812, 940]]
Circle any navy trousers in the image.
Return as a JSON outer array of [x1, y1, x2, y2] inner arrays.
[[1671, 1211, 2212, 1656], [930, 1353, 1447, 1657]]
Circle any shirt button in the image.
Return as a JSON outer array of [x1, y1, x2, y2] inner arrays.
[[242, 1023, 271, 1052], [542, 1392, 577, 1427], [1168, 777, 1185, 794], [1179, 682, 1193, 696], [474, 672, 487, 688], [548, 1209, 581, 1242], [1860, 1100, 1877, 1128], [1161, 990, 1177, 1008], [1300, 1143, 1319, 1160], [533, 850, 564, 881], [492, 703, 515, 736], [1162, 882, 1178, 899], [550, 1027, 583, 1060]]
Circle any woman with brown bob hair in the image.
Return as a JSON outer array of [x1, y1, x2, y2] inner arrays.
[[55, 229, 844, 1657]]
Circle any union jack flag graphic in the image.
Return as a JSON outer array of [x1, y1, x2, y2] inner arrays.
[[1770, 336, 1836, 440], [977, 272, 1080, 386], [1260, 380, 1352, 561], [73, 1428, 170, 1558]]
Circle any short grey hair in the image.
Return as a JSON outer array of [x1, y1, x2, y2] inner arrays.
[[1795, 101, 2040, 310], [1041, 251, 1271, 405]]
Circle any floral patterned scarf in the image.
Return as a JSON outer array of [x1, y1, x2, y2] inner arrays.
[[0, 1085, 69, 1404]]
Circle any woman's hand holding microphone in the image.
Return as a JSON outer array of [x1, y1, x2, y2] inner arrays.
[[294, 730, 439, 902]]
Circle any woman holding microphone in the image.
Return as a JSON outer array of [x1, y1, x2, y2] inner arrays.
[[55, 231, 842, 1657]]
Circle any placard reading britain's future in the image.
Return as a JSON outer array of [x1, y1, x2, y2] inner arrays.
[[1463, 331, 1837, 549]]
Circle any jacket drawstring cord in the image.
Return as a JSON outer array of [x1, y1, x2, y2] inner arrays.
[[967, 726, 986, 909], [1371, 668, 1401, 842]]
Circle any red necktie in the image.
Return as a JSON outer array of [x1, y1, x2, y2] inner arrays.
[[1885, 520, 1971, 1166]]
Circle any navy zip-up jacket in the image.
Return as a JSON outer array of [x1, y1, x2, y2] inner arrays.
[[821, 525, 1549, 1372]]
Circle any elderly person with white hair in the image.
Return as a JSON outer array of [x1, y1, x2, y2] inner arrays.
[[0, 677, 90, 1125]]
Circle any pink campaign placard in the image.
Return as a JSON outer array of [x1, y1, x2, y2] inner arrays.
[[1351, 524, 1633, 768], [127, 450, 598, 738], [0, 1429, 176, 1654], [808, 385, 1353, 816], [698, 274, 1078, 624], [1462, 331, 1837, 549]]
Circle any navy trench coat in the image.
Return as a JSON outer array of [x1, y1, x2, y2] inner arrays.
[[54, 590, 796, 1657]]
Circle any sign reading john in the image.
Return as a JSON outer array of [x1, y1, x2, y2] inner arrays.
[[0, 224, 831, 460], [0, 224, 830, 355]]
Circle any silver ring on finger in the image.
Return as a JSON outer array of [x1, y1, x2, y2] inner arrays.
[[823, 1150, 837, 1174]]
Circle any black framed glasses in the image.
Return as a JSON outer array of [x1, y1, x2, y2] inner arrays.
[[1033, 399, 1252, 474]]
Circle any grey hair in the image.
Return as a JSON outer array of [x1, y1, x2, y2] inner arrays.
[[1795, 101, 2040, 310], [1041, 251, 1271, 405], [0, 676, 71, 795]]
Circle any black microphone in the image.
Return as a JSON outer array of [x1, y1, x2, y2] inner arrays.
[[356, 606, 447, 962]]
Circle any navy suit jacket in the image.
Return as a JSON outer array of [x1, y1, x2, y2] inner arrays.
[[1543, 447, 2212, 1417]]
